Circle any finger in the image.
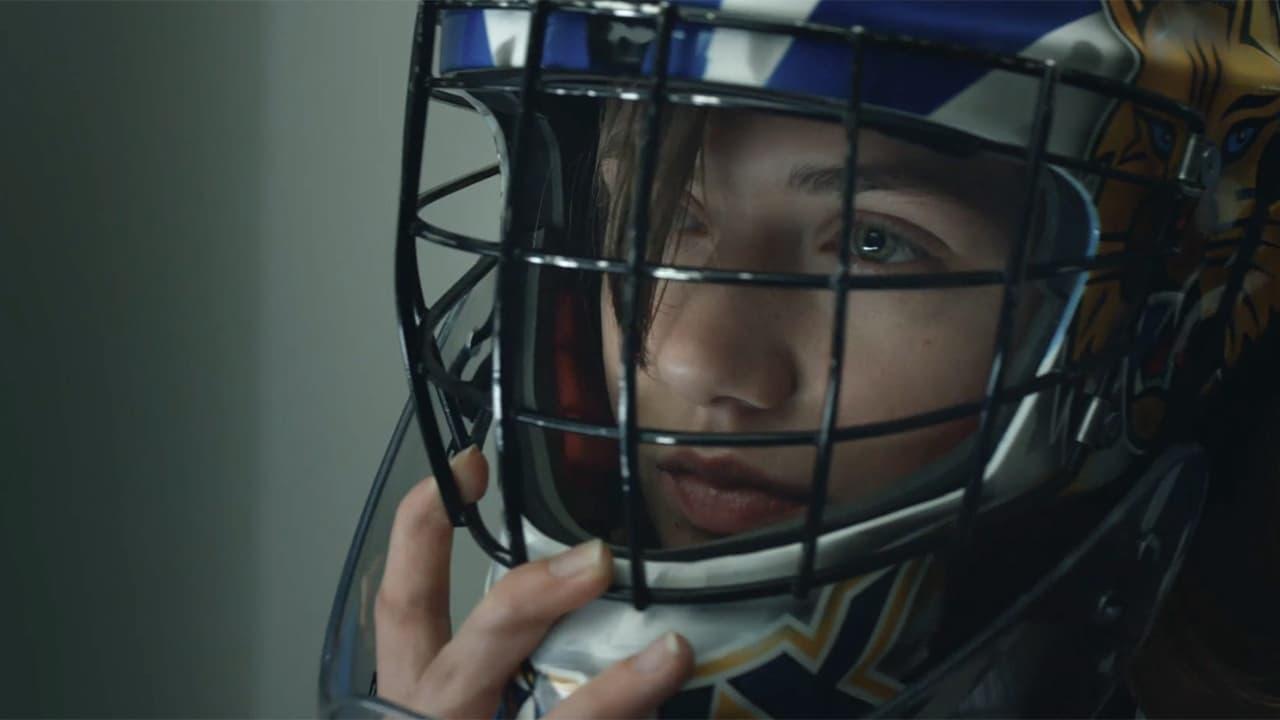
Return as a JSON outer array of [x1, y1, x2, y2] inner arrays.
[[414, 540, 613, 718], [375, 446, 487, 702], [546, 632, 694, 720]]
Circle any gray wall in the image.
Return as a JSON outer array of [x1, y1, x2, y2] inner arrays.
[[2, 2, 493, 715]]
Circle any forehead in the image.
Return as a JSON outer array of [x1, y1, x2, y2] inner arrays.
[[703, 111, 847, 163], [696, 111, 1025, 210]]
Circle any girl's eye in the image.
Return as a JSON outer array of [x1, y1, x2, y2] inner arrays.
[[852, 223, 927, 266], [675, 196, 710, 236], [678, 213, 708, 234]]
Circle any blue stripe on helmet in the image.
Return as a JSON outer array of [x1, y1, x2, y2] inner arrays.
[[437, 0, 1100, 117], [767, 0, 1099, 115], [439, 10, 493, 74], [543, 11, 592, 70]]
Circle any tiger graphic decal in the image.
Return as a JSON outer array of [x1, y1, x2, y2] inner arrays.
[[1074, 0, 1280, 449]]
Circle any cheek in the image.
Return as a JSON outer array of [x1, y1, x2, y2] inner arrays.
[[834, 289, 999, 422], [827, 416, 978, 503], [822, 289, 1009, 500], [819, 288, 998, 497]]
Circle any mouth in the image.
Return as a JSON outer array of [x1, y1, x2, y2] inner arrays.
[[656, 451, 809, 537]]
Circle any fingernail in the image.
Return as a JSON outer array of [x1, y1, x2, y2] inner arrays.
[[548, 540, 605, 578], [450, 445, 480, 467], [448, 446, 486, 503], [634, 632, 681, 674]]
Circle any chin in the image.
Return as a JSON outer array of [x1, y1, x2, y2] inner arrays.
[[660, 523, 715, 549]]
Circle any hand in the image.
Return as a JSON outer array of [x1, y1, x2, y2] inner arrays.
[[375, 446, 695, 718]]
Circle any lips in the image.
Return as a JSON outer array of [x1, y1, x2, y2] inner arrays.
[[656, 451, 809, 536]]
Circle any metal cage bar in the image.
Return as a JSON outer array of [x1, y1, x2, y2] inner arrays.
[[793, 27, 866, 599], [416, 162, 501, 209], [406, 2, 514, 560], [416, 215, 1178, 292], [617, 2, 678, 609], [957, 61, 1060, 550], [490, 0, 556, 565], [397, 1, 480, 529], [419, 323, 1141, 452], [429, 72, 1195, 193]]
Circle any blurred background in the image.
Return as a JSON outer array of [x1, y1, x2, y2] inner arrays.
[[1, 2, 495, 715]]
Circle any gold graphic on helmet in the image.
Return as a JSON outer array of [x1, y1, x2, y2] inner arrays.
[[533, 560, 933, 717], [839, 557, 934, 702], [690, 571, 880, 682], [709, 682, 769, 720], [1076, 0, 1280, 447], [695, 558, 932, 713]]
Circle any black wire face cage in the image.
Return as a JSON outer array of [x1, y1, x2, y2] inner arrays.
[[394, 0, 1210, 610]]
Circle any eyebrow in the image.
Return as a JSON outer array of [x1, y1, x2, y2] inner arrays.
[[786, 162, 938, 195]]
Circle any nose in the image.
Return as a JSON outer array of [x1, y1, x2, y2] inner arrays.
[[649, 283, 799, 414]]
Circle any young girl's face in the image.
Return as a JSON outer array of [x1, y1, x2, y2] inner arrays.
[[600, 111, 1029, 549]]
